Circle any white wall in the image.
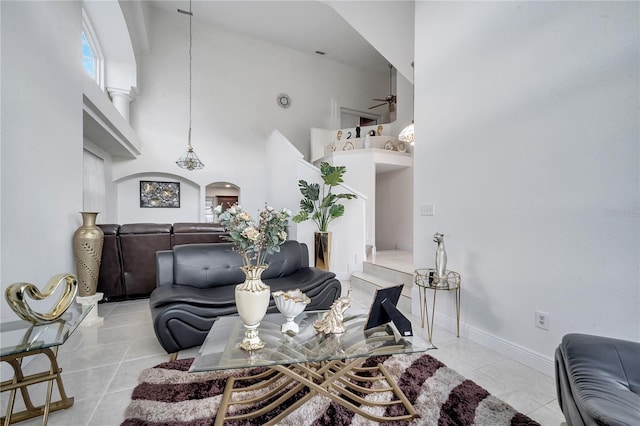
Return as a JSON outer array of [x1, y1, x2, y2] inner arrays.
[[414, 1, 639, 373], [392, 72, 414, 139], [327, 0, 415, 83], [1, 0, 83, 320], [112, 5, 388, 224], [83, 138, 117, 224], [376, 168, 413, 251], [326, 152, 376, 247], [116, 174, 201, 223], [265, 130, 305, 241]]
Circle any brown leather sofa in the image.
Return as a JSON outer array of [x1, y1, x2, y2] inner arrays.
[[96, 223, 228, 301]]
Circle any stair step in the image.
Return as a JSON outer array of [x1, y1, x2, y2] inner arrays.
[[351, 271, 411, 298], [362, 263, 414, 284]]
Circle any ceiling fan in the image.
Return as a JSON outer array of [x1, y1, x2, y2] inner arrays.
[[369, 63, 396, 112]]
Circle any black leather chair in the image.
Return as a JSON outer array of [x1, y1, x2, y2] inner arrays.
[[150, 240, 341, 355], [555, 333, 640, 426]]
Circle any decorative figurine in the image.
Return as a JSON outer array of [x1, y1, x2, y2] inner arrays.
[[337, 130, 343, 141], [377, 125, 383, 136], [314, 288, 352, 334], [346, 131, 352, 139], [434, 233, 447, 278], [355, 126, 361, 138], [369, 130, 376, 136]]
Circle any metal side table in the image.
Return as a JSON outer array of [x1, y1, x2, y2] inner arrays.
[[414, 269, 461, 343], [1, 304, 91, 425]]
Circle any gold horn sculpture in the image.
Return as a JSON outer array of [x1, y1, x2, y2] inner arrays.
[[5, 273, 78, 324]]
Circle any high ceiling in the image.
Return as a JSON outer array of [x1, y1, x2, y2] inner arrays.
[[149, 1, 390, 75]]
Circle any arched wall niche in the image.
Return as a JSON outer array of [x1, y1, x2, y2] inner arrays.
[[115, 172, 201, 224], [205, 181, 241, 223]]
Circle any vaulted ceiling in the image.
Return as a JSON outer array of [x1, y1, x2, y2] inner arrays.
[[149, 1, 391, 76]]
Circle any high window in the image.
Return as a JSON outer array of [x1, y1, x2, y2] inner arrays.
[[82, 31, 95, 79], [82, 10, 104, 89]]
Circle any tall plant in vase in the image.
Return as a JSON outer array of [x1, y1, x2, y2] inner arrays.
[[215, 203, 291, 350], [292, 162, 357, 270]]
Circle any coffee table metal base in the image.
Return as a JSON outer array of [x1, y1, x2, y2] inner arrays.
[[215, 357, 419, 425], [1, 347, 74, 426]]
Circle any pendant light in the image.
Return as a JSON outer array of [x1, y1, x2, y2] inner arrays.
[[176, 1, 204, 171], [398, 121, 414, 145]]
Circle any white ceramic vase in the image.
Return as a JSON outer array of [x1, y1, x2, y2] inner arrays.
[[235, 264, 270, 351]]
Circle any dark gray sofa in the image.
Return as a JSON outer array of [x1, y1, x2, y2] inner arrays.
[[150, 240, 342, 354], [555, 333, 640, 426]]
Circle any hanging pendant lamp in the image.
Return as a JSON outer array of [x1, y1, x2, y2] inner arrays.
[[176, 1, 204, 171], [398, 121, 414, 145]]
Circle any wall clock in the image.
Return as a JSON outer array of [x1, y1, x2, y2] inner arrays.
[[277, 93, 291, 109]]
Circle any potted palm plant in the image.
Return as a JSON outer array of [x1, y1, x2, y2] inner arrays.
[[292, 162, 357, 270]]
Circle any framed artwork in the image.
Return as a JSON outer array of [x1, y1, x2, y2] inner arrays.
[[140, 181, 180, 208], [364, 284, 412, 336]]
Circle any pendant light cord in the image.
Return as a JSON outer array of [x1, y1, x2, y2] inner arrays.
[[176, 0, 203, 170], [188, 0, 192, 148]]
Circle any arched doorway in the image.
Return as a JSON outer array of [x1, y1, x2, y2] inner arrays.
[[205, 182, 240, 223]]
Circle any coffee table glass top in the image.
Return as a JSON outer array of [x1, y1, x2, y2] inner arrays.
[[0, 303, 92, 357], [190, 310, 430, 372]]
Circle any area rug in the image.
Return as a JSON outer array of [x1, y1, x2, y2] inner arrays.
[[122, 353, 540, 425]]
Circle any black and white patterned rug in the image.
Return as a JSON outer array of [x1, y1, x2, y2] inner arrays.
[[122, 353, 540, 425]]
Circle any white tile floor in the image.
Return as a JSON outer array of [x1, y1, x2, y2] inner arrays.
[[2, 284, 566, 426]]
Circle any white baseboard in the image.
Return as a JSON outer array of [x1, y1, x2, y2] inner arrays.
[[410, 287, 554, 377]]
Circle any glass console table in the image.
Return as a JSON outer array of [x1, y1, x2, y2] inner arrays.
[[1, 303, 91, 425], [191, 310, 431, 425], [414, 268, 461, 343]]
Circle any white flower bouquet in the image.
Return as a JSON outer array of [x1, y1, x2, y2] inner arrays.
[[214, 203, 291, 266]]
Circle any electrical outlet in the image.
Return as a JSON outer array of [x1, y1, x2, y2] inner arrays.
[[421, 204, 435, 216], [535, 310, 550, 330]]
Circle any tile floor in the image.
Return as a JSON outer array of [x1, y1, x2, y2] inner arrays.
[[1, 284, 565, 426]]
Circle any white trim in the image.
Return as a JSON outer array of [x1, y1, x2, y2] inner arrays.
[[82, 8, 104, 90], [410, 287, 555, 378]]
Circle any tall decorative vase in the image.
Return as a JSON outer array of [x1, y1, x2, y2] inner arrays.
[[235, 264, 270, 351], [314, 232, 332, 271], [72, 212, 104, 297]]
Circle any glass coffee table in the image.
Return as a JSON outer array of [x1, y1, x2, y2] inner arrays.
[[1, 303, 92, 425], [190, 310, 431, 425]]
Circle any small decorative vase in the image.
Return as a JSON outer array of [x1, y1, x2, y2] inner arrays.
[[72, 212, 104, 297], [272, 289, 310, 334], [235, 264, 270, 351], [314, 232, 332, 271]]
